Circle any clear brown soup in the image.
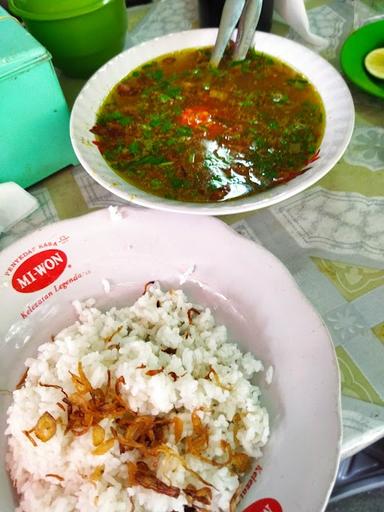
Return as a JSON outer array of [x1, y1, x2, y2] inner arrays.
[[92, 47, 325, 203]]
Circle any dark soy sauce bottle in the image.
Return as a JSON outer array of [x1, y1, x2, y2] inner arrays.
[[198, 0, 274, 32]]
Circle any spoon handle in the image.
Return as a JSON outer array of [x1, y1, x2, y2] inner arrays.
[[233, 0, 263, 61], [210, 0, 246, 67]]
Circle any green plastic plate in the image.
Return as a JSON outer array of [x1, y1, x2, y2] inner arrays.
[[340, 19, 384, 100]]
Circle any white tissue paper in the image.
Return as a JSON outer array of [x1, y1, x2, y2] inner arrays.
[[0, 182, 39, 234], [274, 0, 328, 47]]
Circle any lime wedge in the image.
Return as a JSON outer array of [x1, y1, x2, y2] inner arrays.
[[364, 48, 384, 79]]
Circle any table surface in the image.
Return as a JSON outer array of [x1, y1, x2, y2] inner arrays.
[[1, 0, 384, 461]]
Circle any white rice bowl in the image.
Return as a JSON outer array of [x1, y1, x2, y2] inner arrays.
[[6, 283, 269, 512]]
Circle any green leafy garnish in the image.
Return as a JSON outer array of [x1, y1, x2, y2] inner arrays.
[[176, 126, 193, 137], [97, 112, 133, 126], [128, 141, 140, 155], [125, 154, 169, 170], [150, 178, 162, 189], [287, 77, 308, 89], [148, 68, 164, 81], [149, 114, 173, 133], [169, 177, 184, 189], [208, 66, 226, 77]]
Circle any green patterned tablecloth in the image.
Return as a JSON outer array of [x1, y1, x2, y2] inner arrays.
[[1, 0, 384, 459]]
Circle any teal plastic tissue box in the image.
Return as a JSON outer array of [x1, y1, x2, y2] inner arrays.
[[0, 8, 78, 188]]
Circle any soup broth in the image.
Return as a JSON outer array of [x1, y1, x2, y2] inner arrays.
[[92, 47, 325, 202]]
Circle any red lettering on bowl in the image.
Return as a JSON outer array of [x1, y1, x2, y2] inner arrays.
[[12, 250, 68, 293], [242, 498, 283, 512]]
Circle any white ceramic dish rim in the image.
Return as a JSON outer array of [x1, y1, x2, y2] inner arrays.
[[70, 29, 355, 215], [0, 207, 341, 511]]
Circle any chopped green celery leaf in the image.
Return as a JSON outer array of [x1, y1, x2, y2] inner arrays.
[[159, 93, 172, 103], [98, 111, 133, 126], [287, 77, 308, 89], [161, 119, 173, 133], [149, 114, 173, 132], [176, 126, 193, 137], [229, 60, 243, 67], [149, 69, 164, 81], [164, 85, 182, 99], [128, 141, 140, 155], [170, 177, 184, 189], [149, 115, 162, 127], [150, 179, 162, 189], [126, 154, 168, 168], [208, 66, 225, 77], [240, 100, 253, 107], [258, 53, 275, 65], [115, 144, 125, 153], [251, 135, 267, 150], [120, 117, 133, 126], [174, 143, 186, 154], [103, 150, 115, 160]]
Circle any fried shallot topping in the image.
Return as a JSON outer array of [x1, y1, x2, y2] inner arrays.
[[46, 473, 64, 481], [92, 425, 105, 446], [173, 416, 183, 443], [229, 484, 243, 512], [34, 412, 57, 442], [161, 347, 177, 355], [92, 437, 115, 456], [20, 360, 252, 509], [23, 430, 37, 447], [69, 362, 93, 394], [143, 281, 155, 294], [23, 411, 57, 446], [187, 308, 201, 324], [39, 382, 68, 397], [16, 368, 29, 390], [103, 325, 123, 343], [145, 368, 163, 376], [168, 372, 178, 382], [59, 365, 133, 438], [128, 461, 180, 498], [90, 465, 105, 481], [206, 366, 232, 391], [184, 484, 212, 506], [185, 411, 251, 473]]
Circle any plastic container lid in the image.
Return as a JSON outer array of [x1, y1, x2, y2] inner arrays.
[[9, 0, 108, 20], [0, 7, 50, 79]]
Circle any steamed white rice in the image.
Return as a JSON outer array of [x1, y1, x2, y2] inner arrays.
[[6, 283, 269, 512]]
